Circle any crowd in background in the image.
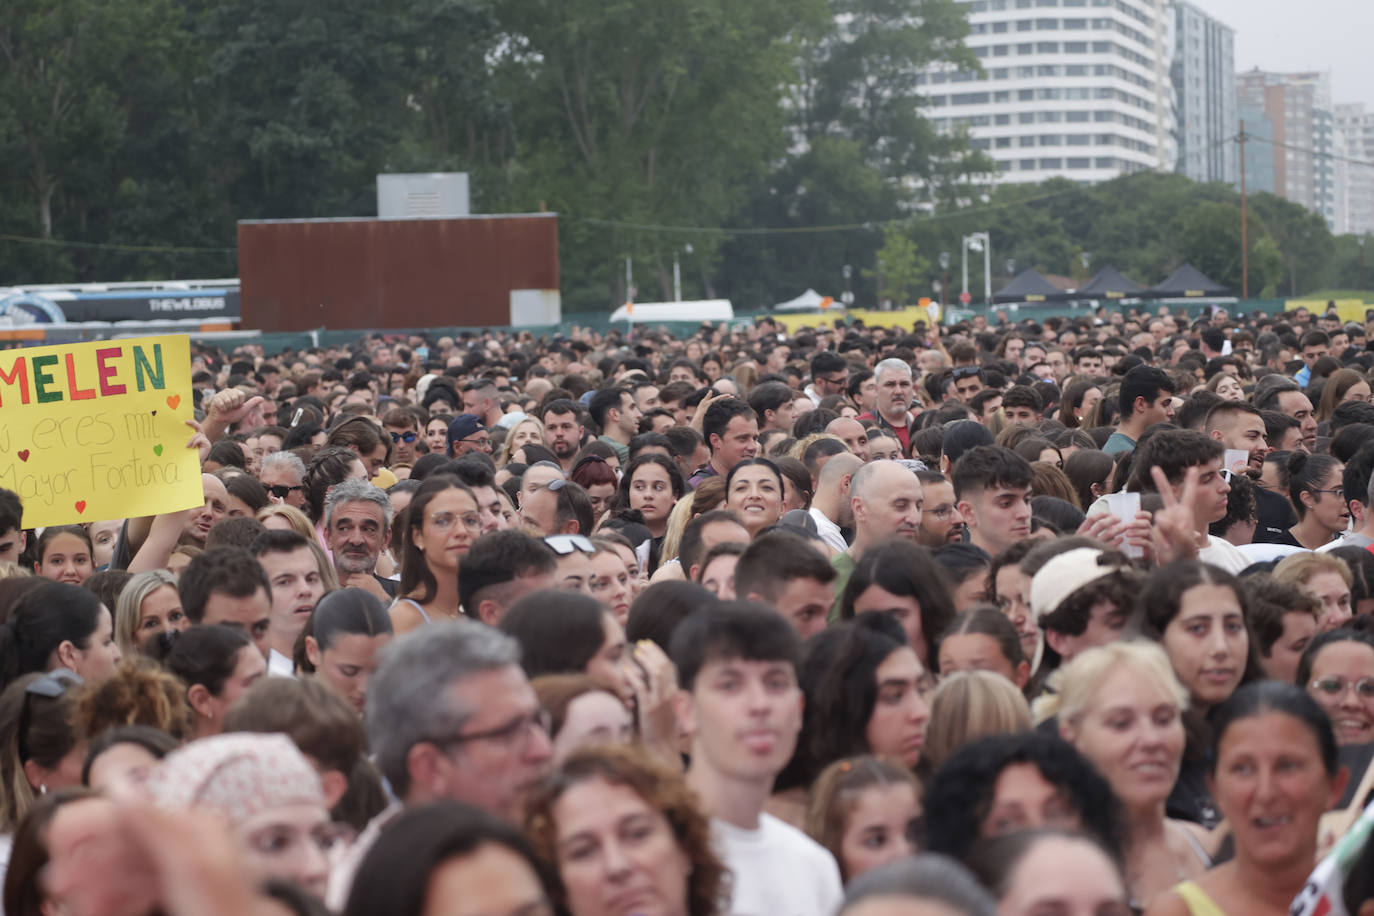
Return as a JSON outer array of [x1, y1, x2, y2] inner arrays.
[[0, 302, 1373, 916]]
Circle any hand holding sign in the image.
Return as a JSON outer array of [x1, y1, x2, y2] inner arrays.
[[0, 335, 204, 528]]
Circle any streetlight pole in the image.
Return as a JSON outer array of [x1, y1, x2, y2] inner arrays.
[[962, 232, 991, 306], [939, 251, 950, 309]]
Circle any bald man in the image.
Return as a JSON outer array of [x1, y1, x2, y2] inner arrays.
[[825, 417, 870, 462], [809, 452, 863, 554], [830, 460, 924, 618]]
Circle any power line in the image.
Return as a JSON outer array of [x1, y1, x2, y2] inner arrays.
[[1239, 134, 1374, 170], [0, 234, 236, 254]]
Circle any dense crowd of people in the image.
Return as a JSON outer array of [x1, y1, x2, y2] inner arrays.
[[1, 302, 1374, 915]]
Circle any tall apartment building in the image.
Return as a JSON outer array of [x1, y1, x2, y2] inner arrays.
[[920, 0, 1177, 185], [1334, 104, 1374, 235], [1170, 1, 1236, 184], [1235, 70, 1337, 227]]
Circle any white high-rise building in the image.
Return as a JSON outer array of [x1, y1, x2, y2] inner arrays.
[[1171, 1, 1236, 184], [1334, 104, 1374, 235], [920, 0, 1177, 185]]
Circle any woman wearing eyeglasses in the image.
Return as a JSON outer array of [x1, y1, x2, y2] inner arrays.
[[390, 475, 483, 635], [1280, 452, 1347, 549], [1298, 628, 1374, 746]]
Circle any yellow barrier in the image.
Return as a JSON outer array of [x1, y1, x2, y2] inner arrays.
[[769, 303, 941, 334], [1284, 299, 1370, 324]]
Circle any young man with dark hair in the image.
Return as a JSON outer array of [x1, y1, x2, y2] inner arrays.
[[734, 531, 837, 639], [458, 530, 557, 626], [950, 365, 984, 403], [539, 398, 586, 472], [1000, 385, 1043, 425], [953, 446, 1033, 557], [805, 351, 850, 406], [846, 369, 877, 416], [251, 529, 327, 676], [664, 425, 710, 482], [672, 509, 750, 582], [1131, 428, 1247, 573], [671, 604, 843, 916], [588, 387, 642, 463], [0, 488, 25, 566], [381, 408, 420, 466], [1103, 364, 1176, 455], [747, 381, 797, 433], [690, 398, 759, 487], [1205, 400, 1295, 543], [968, 388, 1003, 424], [1295, 329, 1330, 388], [916, 470, 965, 548], [179, 546, 273, 660], [460, 378, 503, 428]]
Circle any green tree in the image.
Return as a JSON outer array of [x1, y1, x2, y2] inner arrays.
[[1178, 200, 1282, 296], [869, 224, 926, 307], [491, 0, 818, 309]]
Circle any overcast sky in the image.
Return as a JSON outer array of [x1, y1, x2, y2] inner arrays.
[[1191, 0, 1374, 110]]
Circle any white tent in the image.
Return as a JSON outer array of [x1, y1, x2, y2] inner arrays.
[[609, 299, 733, 323], [772, 288, 839, 312]]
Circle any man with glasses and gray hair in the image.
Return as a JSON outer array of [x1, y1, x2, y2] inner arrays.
[[323, 478, 397, 598], [259, 451, 308, 511], [328, 619, 552, 908]]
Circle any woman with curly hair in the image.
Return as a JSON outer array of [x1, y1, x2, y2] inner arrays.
[[922, 730, 1124, 866], [525, 743, 731, 916]]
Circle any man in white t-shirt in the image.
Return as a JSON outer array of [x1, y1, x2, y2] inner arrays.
[[671, 603, 843, 916], [1133, 429, 1249, 574]]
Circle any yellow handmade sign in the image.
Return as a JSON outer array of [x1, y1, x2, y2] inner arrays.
[[0, 335, 203, 528]]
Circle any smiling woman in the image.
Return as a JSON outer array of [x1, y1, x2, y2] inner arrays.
[[1038, 641, 1210, 911], [1142, 683, 1346, 916]]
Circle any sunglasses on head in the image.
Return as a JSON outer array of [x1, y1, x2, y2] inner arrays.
[[952, 366, 982, 380], [390, 431, 418, 444], [544, 534, 595, 555]]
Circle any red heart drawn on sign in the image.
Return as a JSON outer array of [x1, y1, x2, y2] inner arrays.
[[75, 501, 87, 514], [166, 395, 181, 410], [17, 450, 29, 462]]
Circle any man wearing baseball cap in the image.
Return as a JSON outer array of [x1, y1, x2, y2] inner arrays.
[[1029, 544, 1140, 673], [446, 414, 491, 458]]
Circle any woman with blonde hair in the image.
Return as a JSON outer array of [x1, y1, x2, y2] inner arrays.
[[923, 671, 1031, 772], [1037, 641, 1212, 911], [1274, 550, 1354, 631], [256, 503, 317, 542], [494, 415, 546, 467], [113, 570, 188, 657]]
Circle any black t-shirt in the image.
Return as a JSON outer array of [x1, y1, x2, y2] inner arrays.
[[1251, 487, 1298, 544]]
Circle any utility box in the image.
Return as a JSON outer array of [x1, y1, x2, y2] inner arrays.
[[377, 173, 471, 219]]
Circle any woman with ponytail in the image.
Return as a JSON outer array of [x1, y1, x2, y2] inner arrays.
[[0, 583, 121, 692], [1281, 451, 1346, 549]]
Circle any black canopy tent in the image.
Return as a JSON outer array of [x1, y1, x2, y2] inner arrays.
[[992, 268, 1069, 304], [1146, 263, 1231, 299], [1075, 265, 1145, 300]]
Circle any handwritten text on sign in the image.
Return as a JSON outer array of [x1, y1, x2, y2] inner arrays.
[[0, 335, 203, 528]]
